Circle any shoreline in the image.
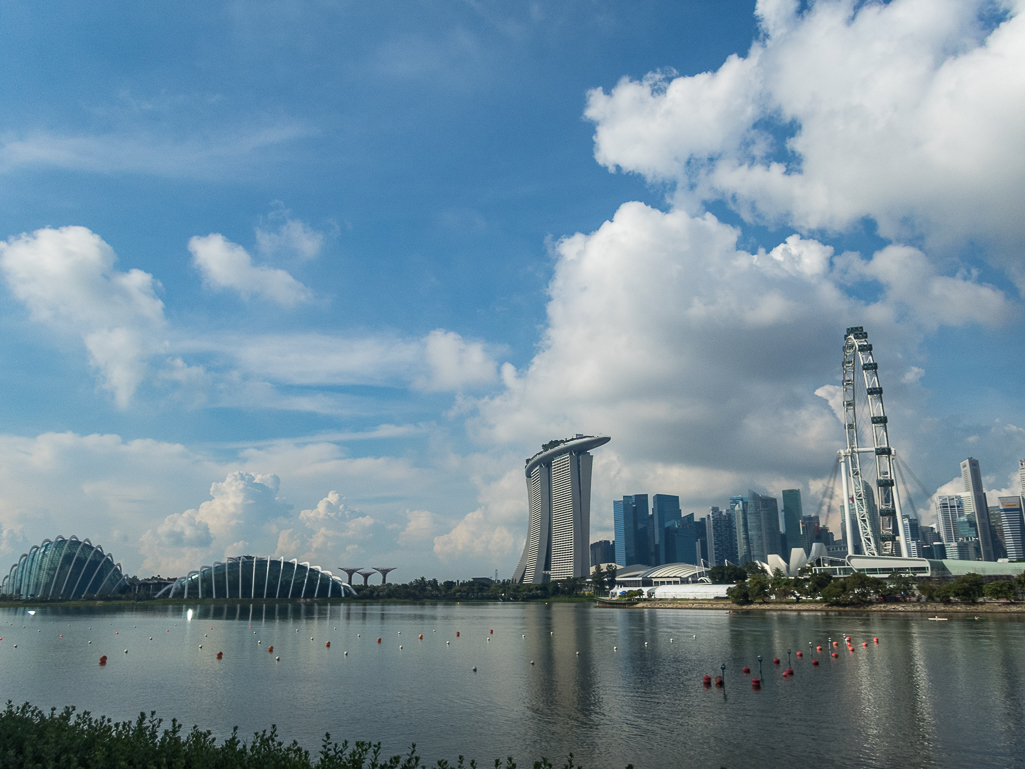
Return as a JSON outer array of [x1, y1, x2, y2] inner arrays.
[[631, 599, 1025, 613]]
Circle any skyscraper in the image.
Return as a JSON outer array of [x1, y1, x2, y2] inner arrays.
[[730, 495, 751, 563], [961, 457, 995, 561], [589, 540, 615, 567], [652, 494, 682, 564], [998, 497, 1025, 562], [706, 506, 738, 566], [781, 489, 803, 555], [613, 500, 626, 566], [733, 491, 781, 565], [513, 435, 610, 584], [613, 493, 650, 566], [936, 495, 963, 544]]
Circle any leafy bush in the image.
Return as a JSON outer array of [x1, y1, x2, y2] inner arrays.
[[983, 580, 1015, 601], [0, 702, 610, 769]]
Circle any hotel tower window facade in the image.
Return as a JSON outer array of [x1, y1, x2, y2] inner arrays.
[[513, 435, 610, 584]]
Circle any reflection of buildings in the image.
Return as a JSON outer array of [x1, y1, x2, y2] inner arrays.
[[513, 435, 610, 584], [1, 536, 128, 599]]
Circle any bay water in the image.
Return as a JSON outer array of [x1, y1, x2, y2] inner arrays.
[[2, 602, 1023, 768]]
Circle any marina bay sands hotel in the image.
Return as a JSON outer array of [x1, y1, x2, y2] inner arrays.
[[512, 435, 610, 584]]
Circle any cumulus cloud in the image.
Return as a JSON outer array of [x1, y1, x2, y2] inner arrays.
[[586, 0, 1025, 280], [433, 509, 515, 560], [463, 200, 1011, 551], [416, 329, 498, 392], [0, 226, 166, 407], [139, 471, 289, 573], [189, 233, 311, 306], [256, 216, 324, 261]]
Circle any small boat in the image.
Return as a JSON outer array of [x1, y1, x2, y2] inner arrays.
[[927, 616, 948, 621]]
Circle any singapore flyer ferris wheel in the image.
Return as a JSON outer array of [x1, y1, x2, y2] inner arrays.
[[838, 326, 911, 558]]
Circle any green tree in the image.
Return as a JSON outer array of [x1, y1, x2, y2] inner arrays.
[[984, 579, 1015, 601], [591, 565, 606, 596], [820, 580, 847, 605], [949, 573, 985, 603], [709, 564, 747, 584], [747, 573, 771, 602], [806, 572, 833, 597], [888, 572, 917, 601], [769, 570, 795, 601], [604, 564, 618, 595], [726, 581, 752, 605]]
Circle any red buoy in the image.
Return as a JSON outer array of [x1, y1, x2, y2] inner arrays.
[[862, 641, 868, 647], [325, 641, 331, 648], [456, 632, 460, 637], [714, 676, 723, 687], [268, 645, 273, 653], [816, 645, 822, 651], [489, 629, 493, 634], [874, 637, 879, 643], [833, 641, 838, 647], [702, 675, 712, 685], [742, 666, 750, 674], [418, 634, 423, 640], [751, 678, 761, 688], [785, 668, 794, 676], [796, 651, 803, 657], [773, 658, 780, 665], [812, 659, 820, 666], [216, 651, 223, 659], [376, 637, 382, 644], [99, 656, 107, 665], [832, 652, 838, 658]]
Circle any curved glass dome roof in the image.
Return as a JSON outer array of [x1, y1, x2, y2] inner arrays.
[[1, 536, 129, 600], [157, 556, 353, 600]]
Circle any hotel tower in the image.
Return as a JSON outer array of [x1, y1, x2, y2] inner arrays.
[[512, 435, 610, 584]]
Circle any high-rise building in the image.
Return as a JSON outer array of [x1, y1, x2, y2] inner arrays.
[[936, 496, 963, 544], [961, 458, 995, 561], [613, 500, 625, 566], [652, 494, 682, 564], [730, 496, 751, 563], [1019, 459, 1025, 496], [706, 506, 738, 567], [589, 540, 615, 567], [781, 489, 803, 555], [998, 497, 1025, 562], [664, 513, 700, 565], [513, 435, 610, 584], [733, 491, 781, 564], [613, 494, 650, 566], [901, 516, 922, 558]]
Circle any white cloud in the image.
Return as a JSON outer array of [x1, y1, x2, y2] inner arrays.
[[0, 122, 311, 180], [189, 233, 311, 306], [586, 0, 1025, 281], [256, 217, 324, 261], [433, 509, 515, 561], [416, 329, 499, 392], [0, 226, 166, 407], [398, 509, 441, 547]]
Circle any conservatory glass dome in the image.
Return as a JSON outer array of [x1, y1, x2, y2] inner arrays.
[[1, 536, 129, 599]]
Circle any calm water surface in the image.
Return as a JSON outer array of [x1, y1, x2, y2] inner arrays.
[[1, 602, 1023, 768]]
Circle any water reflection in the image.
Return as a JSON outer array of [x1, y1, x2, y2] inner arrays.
[[2, 604, 1024, 768]]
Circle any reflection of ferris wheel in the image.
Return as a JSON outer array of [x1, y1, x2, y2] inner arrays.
[[838, 327, 909, 558]]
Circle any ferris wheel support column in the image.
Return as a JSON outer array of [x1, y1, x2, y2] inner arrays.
[[891, 451, 911, 559], [839, 451, 856, 557]]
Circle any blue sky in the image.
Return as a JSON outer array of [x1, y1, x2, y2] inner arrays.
[[1, 0, 1023, 579]]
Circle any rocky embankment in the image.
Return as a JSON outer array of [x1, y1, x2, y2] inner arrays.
[[633, 600, 1025, 613]]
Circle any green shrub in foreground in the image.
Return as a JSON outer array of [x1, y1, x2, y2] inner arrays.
[[0, 702, 615, 769]]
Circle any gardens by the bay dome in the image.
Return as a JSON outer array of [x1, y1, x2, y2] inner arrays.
[[0, 536, 129, 600], [156, 555, 353, 600]]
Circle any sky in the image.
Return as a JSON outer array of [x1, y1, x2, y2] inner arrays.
[[1, 0, 1024, 581]]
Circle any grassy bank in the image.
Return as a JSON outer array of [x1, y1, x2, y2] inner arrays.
[[0, 702, 608, 769]]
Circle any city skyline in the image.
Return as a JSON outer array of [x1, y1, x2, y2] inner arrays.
[[0, 2, 1024, 579]]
